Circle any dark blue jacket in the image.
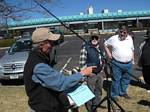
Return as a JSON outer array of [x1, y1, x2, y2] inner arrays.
[[24, 50, 82, 111], [84, 42, 102, 74]]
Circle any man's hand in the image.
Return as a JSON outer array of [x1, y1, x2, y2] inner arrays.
[[80, 66, 97, 76]]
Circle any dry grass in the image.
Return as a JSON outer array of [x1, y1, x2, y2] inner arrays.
[[0, 86, 28, 112], [0, 84, 149, 112], [80, 85, 150, 112]]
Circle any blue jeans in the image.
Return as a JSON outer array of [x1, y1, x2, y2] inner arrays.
[[110, 59, 132, 98]]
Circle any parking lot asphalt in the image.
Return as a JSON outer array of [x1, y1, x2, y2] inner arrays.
[[0, 32, 146, 85], [54, 32, 145, 79]]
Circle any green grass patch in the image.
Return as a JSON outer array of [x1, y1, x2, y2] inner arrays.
[[0, 38, 16, 47]]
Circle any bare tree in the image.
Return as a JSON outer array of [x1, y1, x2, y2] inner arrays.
[[0, 0, 60, 21], [0, 0, 56, 37]]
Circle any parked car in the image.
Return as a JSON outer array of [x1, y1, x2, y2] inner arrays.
[[0, 37, 57, 85], [0, 37, 32, 84]]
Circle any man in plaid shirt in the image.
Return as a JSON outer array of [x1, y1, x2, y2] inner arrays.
[[80, 43, 102, 69], [79, 35, 104, 112]]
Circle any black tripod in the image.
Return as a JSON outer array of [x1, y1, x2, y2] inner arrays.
[[93, 61, 125, 112]]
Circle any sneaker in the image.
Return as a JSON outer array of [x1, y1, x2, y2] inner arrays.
[[121, 94, 131, 99]]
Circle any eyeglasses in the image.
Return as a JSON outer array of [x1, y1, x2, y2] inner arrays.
[[91, 36, 99, 40], [120, 30, 127, 34]]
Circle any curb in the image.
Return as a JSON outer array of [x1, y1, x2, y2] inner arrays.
[[0, 47, 10, 50]]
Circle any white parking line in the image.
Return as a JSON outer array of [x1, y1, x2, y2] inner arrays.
[[59, 41, 68, 47]]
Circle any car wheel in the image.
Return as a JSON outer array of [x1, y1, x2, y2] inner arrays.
[[1, 80, 9, 85]]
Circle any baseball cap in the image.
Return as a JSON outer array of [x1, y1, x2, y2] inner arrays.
[[32, 28, 60, 43]]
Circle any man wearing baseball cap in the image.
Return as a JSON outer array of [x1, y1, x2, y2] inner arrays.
[[24, 27, 96, 112]]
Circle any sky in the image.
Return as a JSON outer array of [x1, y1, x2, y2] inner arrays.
[[7, 0, 150, 19], [49, 0, 150, 17]]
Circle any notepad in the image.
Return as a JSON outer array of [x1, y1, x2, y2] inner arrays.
[[67, 84, 95, 106]]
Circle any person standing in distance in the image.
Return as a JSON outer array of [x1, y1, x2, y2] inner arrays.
[[79, 35, 104, 112], [139, 28, 150, 92], [24, 27, 96, 112], [104, 26, 135, 101]]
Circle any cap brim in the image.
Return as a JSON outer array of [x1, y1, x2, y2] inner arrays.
[[48, 33, 60, 41]]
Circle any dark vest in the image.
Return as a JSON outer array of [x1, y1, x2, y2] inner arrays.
[[84, 42, 102, 74], [141, 38, 150, 65], [24, 50, 69, 112]]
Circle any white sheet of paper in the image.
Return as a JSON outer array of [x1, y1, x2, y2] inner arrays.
[[67, 84, 95, 106]]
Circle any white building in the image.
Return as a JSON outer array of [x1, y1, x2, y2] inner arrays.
[[87, 6, 93, 15]]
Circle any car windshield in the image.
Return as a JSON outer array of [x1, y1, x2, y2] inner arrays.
[[9, 40, 32, 53]]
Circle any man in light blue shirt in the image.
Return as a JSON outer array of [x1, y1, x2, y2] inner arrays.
[[24, 27, 96, 112]]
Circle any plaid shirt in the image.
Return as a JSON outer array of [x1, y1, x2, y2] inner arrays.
[[79, 43, 102, 69]]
